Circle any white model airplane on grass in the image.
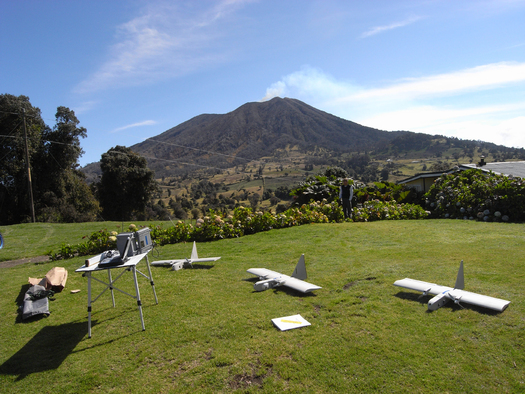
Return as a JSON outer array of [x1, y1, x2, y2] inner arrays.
[[151, 241, 220, 270], [247, 254, 321, 293], [394, 260, 510, 312]]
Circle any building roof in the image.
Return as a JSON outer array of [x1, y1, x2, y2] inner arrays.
[[459, 161, 525, 178], [397, 169, 456, 185], [398, 161, 525, 186]]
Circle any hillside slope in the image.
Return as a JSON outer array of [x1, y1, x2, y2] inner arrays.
[[130, 97, 397, 172], [82, 97, 524, 182]]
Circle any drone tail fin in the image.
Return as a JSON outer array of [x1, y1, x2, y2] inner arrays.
[[191, 241, 198, 260], [454, 260, 465, 290], [291, 254, 307, 280]]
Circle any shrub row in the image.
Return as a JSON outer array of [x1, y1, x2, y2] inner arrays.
[[50, 199, 427, 260], [353, 200, 429, 222], [424, 169, 525, 222]]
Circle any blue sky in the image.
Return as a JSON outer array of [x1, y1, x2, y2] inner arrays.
[[2, 0, 525, 167]]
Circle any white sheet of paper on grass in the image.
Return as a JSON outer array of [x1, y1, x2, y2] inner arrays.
[[272, 314, 310, 331]]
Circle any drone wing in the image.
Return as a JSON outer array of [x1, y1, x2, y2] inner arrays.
[[394, 278, 450, 296], [395, 278, 511, 312], [150, 259, 186, 266], [247, 268, 282, 279], [247, 268, 321, 293], [446, 289, 510, 312], [151, 240, 221, 267], [189, 257, 221, 263], [283, 277, 322, 293]]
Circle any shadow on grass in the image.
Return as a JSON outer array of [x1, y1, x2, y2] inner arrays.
[[448, 302, 502, 315], [0, 321, 87, 380], [15, 284, 30, 308], [394, 291, 429, 305], [394, 291, 503, 315], [14, 284, 31, 323], [188, 264, 215, 270], [272, 286, 318, 297], [1, 312, 148, 381]]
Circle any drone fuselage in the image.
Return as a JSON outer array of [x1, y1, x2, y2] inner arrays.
[[248, 254, 322, 294], [254, 278, 284, 291], [428, 291, 451, 310], [394, 261, 510, 312]]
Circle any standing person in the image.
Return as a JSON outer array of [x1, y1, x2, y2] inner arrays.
[[339, 178, 354, 219]]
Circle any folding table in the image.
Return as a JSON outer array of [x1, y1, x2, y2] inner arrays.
[[76, 251, 158, 338]]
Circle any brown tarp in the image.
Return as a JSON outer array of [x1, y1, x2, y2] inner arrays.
[[28, 267, 68, 292]]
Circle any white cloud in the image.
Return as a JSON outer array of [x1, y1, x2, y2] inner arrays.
[[353, 104, 525, 151], [262, 62, 525, 149], [261, 66, 355, 102], [75, 0, 251, 93], [360, 16, 423, 38], [111, 120, 157, 133], [353, 101, 525, 150], [342, 62, 525, 102], [72, 100, 98, 115], [262, 81, 287, 101]]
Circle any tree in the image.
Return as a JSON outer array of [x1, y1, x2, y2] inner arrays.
[[248, 193, 260, 209], [0, 95, 45, 223], [37, 169, 100, 222], [191, 208, 200, 219], [323, 166, 349, 180], [96, 146, 158, 220], [32, 106, 100, 222], [169, 200, 188, 220], [0, 94, 98, 224], [380, 168, 389, 181], [289, 167, 351, 206]]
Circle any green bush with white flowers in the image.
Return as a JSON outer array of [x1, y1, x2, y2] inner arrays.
[[424, 169, 525, 222]]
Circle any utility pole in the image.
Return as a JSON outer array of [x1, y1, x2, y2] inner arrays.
[[22, 109, 36, 222]]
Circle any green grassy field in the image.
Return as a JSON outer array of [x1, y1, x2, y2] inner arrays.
[[0, 220, 523, 393], [0, 221, 171, 262]]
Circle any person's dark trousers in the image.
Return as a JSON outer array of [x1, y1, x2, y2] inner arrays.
[[342, 199, 352, 219]]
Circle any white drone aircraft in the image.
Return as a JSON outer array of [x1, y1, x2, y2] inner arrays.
[[394, 261, 510, 312], [247, 254, 322, 293], [151, 241, 220, 270]]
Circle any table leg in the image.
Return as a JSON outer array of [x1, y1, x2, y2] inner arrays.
[[145, 255, 158, 304], [132, 266, 145, 331], [87, 272, 92, 338], [107, 269, 116, 307]]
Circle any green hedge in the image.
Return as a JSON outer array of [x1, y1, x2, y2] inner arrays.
[[353, 200, 429, 222], [424, 169, 525, 222], [50, 199, 429, 260]]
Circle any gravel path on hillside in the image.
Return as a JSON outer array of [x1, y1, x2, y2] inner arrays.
[[0, 255, 50, 268]]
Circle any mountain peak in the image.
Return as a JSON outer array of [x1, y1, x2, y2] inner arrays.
[[130, 98, 395, 176]]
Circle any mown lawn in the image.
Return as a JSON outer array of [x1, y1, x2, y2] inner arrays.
[[0, 221, 171, 262], [0, 220, 523, 393]]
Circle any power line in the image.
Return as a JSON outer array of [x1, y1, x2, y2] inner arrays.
[[1, 126, 310, 175], [0, 110, 43, 119], [144, 137, 309, 173], [0, 135, 79, 147], [146, 138, 259, 164], [1, 110, 305, 172], [105, 148, 253, 174]]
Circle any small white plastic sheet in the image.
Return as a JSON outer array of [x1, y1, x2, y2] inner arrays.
[[271, 314, 311, 331]]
